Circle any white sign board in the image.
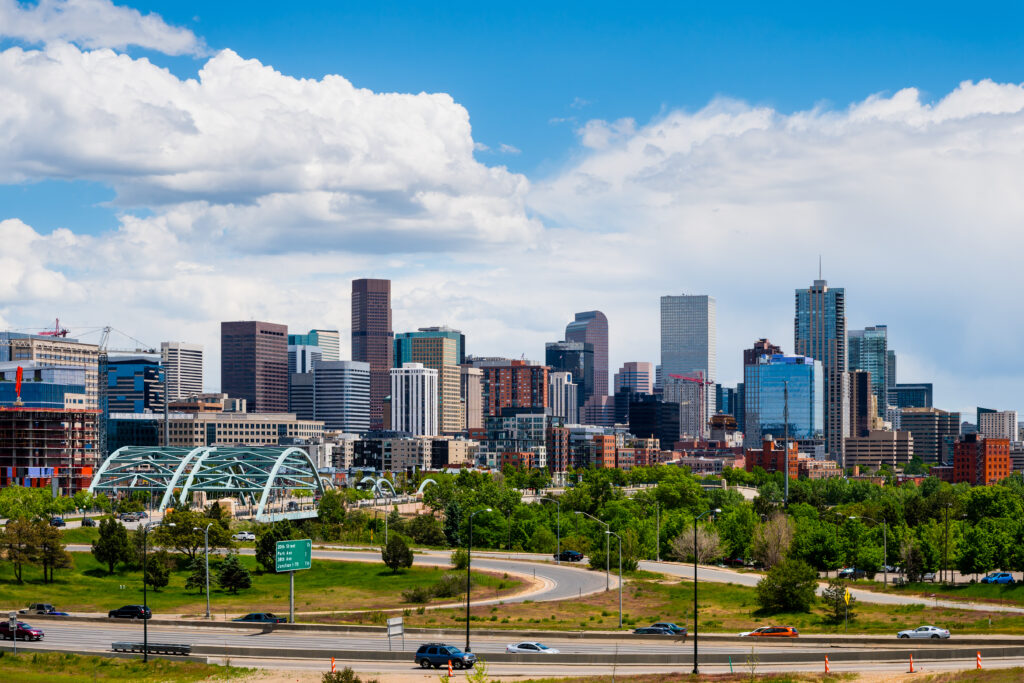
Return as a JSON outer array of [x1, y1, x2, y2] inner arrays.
[[386, 616, 404, 650]]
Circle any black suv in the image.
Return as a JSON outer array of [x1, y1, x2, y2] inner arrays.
[[414, 643, 477, 669], [108, 605, 152, 620], [554, 549, 584, 562]]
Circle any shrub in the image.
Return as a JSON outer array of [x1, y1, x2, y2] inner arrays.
[[755, 558, 818, 613], [322, 667, 379, 683], [431, 572, 466, 598], [381, 535, 413, 573], [401, 586, 432, 603], [450, 547, 469, 570]]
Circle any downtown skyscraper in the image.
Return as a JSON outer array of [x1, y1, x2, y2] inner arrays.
[[220, 321, 288, 413], [565, 311, 608, 399], [661, 294, 716, 420], [848, 325, 888, 418], [351, 278, 393, 428], [794, 279, 849, 463]]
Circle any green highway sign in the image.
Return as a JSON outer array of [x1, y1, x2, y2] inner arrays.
[[275, 539, 312, 572]]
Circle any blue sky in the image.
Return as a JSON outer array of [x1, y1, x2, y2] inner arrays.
[[1, 0, 1023, 419]]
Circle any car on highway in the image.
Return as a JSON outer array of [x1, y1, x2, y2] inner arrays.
[[633, 626, 675, 635], [49, 517, 66, 527], [231, 531, 256, 542], [981, 572, 1016, 584], [414, 643, 476, 669], [505, 641, 560, 654], [233, 612, 286, 623], [650, 622, 687, 635], [81, 517, 96, 527], [20, 603, 68, 616], [108, 605, 151, 620], [553, 550, 584, 562], [0, 621, 44, 641], [897, 625, 950, 639], [739, 626, 800, 638]]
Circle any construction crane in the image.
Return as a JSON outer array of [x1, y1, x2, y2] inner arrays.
[[38, 318, 69, 338]]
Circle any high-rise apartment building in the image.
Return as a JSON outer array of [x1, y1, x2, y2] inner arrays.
[[4, 333, 100, 408], [660, 294, 716, 384], [548, 371, 579, 425], [743, 339, 783, 366], [979, 410, 1019, 442], [848, 369, 873, 438], [900, 407, 960, 464], [351, 278, 393, 428], [742, 352, 824, 447], [390, 363, 439, 436], [545, 341, 593, 410], [395, 329, 464, 433], [565, 311, 608, 400], [954, 434, 1011, 486], [161, 342, 203, 400], [795, 279, 848, 463], [468, 358, 548, 417], [663, 374, 708, 439], [460, 366, 483, 430], [848, 325, 888, 418], [614, 361, 654, 395], [886, 350, 897, 404], [288, 329, 340, 362], [313, 360, 370, 432], [220, 321, 289, 413]]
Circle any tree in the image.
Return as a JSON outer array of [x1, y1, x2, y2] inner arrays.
[[317, 490, 346, 525], [92, 518, 130, 574], [36, 521, 72, 583], [256, 520, 294, 572], [821, 579, 856, 624], [718, 506, 757, 559], [670, 524, 722, 564], [450, 547, 469, 570], [755, 558, 818, 613], [185, 556, 209, 594], [900, 537, 926, 583], [0, 485, 50, 521], [144, 550, 171, 591], [529, 526, 557, 554], [751, 513, 794, 569], [152, 509, 232, 562], [381, 535, 413, 573], [407, 514, 447, 546], [217, 553, 252, 593], [0, 517, 38, 582]]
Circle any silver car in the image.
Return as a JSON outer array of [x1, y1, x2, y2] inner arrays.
[[897, 625, 950, 639], [505, 641, 560, 654]]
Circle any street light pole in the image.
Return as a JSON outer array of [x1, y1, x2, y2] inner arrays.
[[574, 511, 609, 591], [201, 524, 213, 618], [141, 520, 173, 662], [692, 508, 720, 675], [656, 501, 660, 562], [465, 508, 492, 653], [606, 531, 622, 629], [539, 498, 560, 564], [943, 504, 951, 585]]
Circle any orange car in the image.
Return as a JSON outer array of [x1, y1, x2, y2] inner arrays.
[[739, 626, 799, 637]]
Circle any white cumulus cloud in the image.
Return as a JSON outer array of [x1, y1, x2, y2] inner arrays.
[[0, 0, 206, 55]]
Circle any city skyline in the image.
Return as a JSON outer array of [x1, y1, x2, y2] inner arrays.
[[0, 1, 1022, 419]]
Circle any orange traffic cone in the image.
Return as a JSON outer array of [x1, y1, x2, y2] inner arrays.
[[824, 655, 831, 673], [908, 654, 915, 673], [977, 651, 982, 669], [330, 657, 336, 672], [448, 659, 453, 677]]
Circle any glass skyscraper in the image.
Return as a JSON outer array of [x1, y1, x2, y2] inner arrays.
[[743, 353, 823, 446], [848, 325, 888, 418], [660, 294, 716, 382]]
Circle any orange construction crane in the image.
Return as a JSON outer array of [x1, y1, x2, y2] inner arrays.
[[38, 318, 69, 338]]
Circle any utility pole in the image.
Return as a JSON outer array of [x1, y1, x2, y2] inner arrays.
[[783, 380, 789, 506]]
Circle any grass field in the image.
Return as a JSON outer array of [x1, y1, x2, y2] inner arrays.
[[0, 552, 523, 617], [329, 572, 1024, 634], [0, 651, 248, 682], [517, 674, 856, 683], [883, 581, 1024, 607]]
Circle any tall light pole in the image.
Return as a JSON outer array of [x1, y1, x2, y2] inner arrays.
[[574, 511, 609, 591], [943, 503, 951, 584], [193, 523, 213, 618], [850, 516, 887, 588], [692, 508, 720, 675], [142, 521, 174, 662], [655, 501, 661, 562], [539, 497, 560, 564], [606, 530, 623, 629], [465, 507, 492, 653]]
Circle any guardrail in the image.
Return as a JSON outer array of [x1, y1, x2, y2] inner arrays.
[[111, 642, 192, 655]]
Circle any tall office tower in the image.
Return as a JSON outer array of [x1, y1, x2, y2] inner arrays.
[[894, 383, 933, 408], [743, 353, 823, 447], [288, 372, 314, 420], [105, 356, 165, 413], [886, 350, 897, 404], [351, 278, 393, 428], [900, 407, 961, 464], [288, 330, 340, 362], [288, 344, 322, 374], [460, 366, 483, 430], [794, 279, 849, 463], [313, 360, 370, 432], [395, 328, 464, 433], [161, 342, 203, 400], [979, 410, 1019, 442], [848, 369, 872, 438], [565, 311, 609, 399], [468, 358, 549, 416], [614, 361, 654, 394], [390, 363, 439, 436], [548, 371, 579, 424], [735, 383, 745, 434], [220, 321, 288, 412], [663, 373, 708, 440], [743, 338, 783, 366], [3, 333, 100, 408], [661, 294, 716, 418], [848, 325, 888, 418], [545, 341, 594, 410]]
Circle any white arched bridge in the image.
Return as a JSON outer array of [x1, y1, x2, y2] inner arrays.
[[87, 446, 325, 522]]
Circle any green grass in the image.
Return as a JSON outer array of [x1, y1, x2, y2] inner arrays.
[[887, 581, 1024, 606], [60, 527, 100, 545], [0, 552, 522, 617], [0, 651, 249, 682], [919, 668, 1024, 682]]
